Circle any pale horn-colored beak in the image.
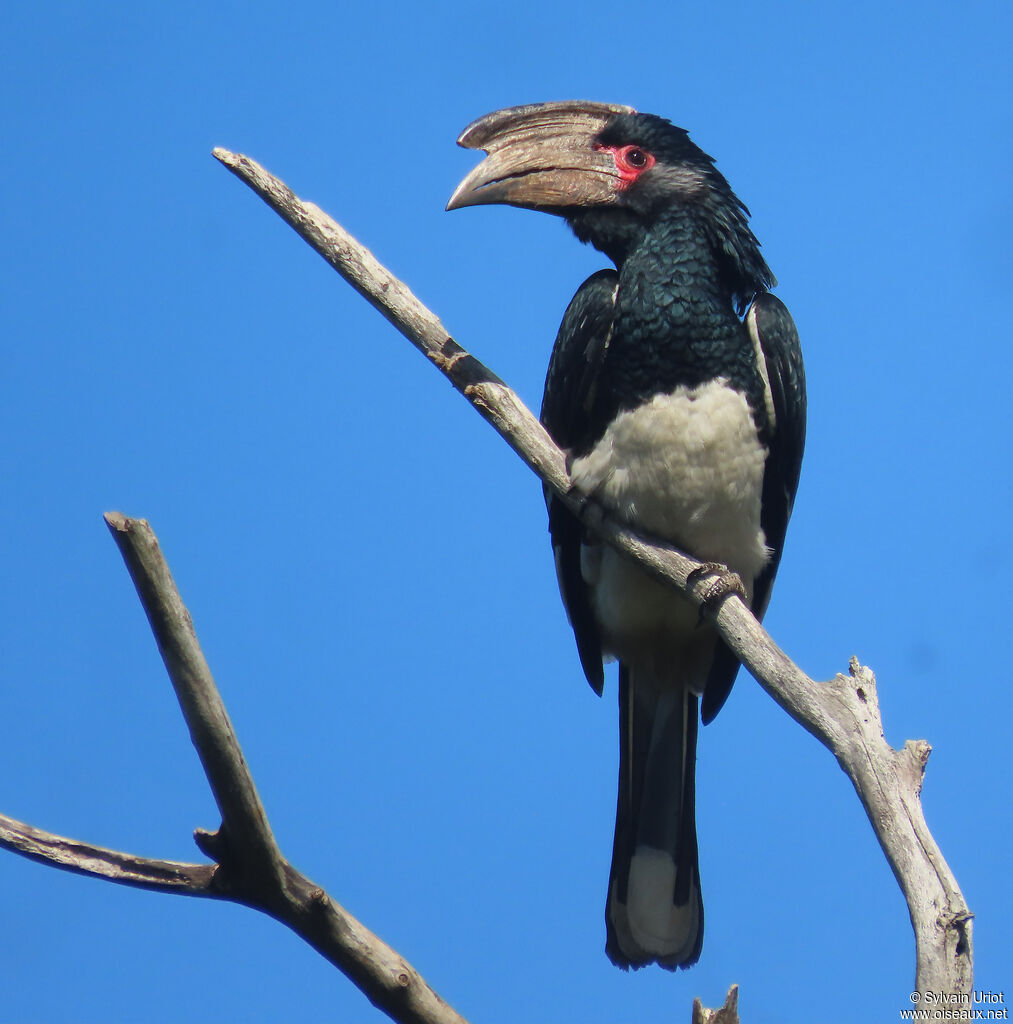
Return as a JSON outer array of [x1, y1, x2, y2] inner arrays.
[[446, 100, 635, 212]]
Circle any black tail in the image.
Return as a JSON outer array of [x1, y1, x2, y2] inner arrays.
[[605, 664, 703, 969]]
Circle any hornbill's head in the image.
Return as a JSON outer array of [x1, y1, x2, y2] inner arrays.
[[448, 100, 772, 304]]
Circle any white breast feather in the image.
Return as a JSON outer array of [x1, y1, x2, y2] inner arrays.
[[570, 380, 770, 670]]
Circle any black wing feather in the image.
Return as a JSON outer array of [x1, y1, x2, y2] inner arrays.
[[701, 292, 806, 724], [540, 270, 619, 696], [751, 292, 806, 620]]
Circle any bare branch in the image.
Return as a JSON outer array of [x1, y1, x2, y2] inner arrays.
[[3, 513, 469, 1024], [0, 806, 469, 1024], [211, 149, 973, 997], [212, 147, 570, 497], [97, 512, 471, 1024], [103, 511, 286, 889], [0, 812, 216, 894]]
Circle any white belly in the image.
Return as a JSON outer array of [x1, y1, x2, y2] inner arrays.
[[569, 379, 770, 678]]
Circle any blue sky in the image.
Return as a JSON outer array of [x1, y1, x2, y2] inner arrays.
[[1, 2, 1010, 1021]]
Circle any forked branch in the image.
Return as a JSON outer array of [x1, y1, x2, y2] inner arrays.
[[1, 515, 470, 1024]]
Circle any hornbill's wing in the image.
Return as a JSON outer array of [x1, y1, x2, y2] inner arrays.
[[752, 293, 807, 619], [701, 292, 807, 723], [540, 269, 619, 697]]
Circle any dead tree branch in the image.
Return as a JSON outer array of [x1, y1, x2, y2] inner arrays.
[[1, 514, 470, 1024], [693, 985, 740, 1024], [210, 148, 973, 999], [0, 813, 216, 894], [104, 511, 286, 888]]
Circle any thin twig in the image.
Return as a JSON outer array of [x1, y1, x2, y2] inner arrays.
[[211, 148, 973, 997]]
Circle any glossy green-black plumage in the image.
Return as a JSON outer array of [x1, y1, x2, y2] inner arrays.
[[540, 113, 805, 722], [531, 108, 806, 970], [596, 206, 773, 444]]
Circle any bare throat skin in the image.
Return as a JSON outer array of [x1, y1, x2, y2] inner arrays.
[[569, 379, 770, 686]]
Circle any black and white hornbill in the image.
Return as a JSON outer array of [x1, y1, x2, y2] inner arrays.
[[448, 101, 806, 970]]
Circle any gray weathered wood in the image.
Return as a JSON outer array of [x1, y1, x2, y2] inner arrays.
[[2, 514, 472, 1024]]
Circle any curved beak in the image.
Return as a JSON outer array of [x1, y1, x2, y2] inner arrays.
[[446, 100, 635, 212]]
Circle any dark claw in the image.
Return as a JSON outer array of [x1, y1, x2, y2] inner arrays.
[[687, 562, 747, 623]]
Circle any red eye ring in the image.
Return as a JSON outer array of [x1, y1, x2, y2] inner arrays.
[[596, 143, 657, 182]]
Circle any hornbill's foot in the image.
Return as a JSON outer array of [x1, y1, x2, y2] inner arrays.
[[687, 562, 747, 623]]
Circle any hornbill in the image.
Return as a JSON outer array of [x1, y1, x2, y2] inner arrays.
[[448, 101, 806, 970]]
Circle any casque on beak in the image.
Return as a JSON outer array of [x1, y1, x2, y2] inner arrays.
[[446, 100, 635, 212]]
